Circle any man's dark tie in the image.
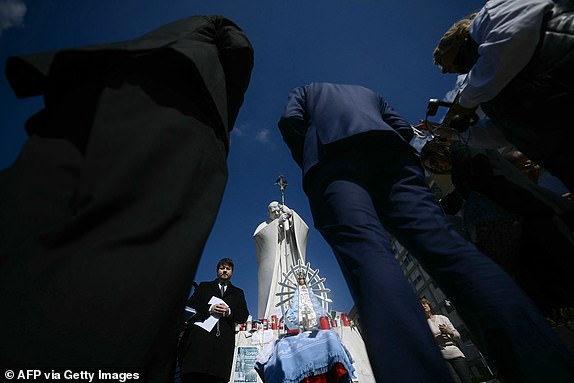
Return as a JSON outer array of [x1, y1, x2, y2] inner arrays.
[[220, 284, 225, 297]]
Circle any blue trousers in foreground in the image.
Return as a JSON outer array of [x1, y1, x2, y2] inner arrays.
[[304, 136, 574, 383]]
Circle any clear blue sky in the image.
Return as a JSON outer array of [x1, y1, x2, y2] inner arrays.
[[0, 0, 485, 317]]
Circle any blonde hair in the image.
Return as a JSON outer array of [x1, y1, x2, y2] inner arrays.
[[434, 13, 477, 67]]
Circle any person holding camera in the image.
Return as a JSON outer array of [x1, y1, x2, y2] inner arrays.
[[434, 0, 574, 192]]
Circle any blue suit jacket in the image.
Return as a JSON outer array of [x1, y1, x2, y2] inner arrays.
[[278, 82, 415, 175]]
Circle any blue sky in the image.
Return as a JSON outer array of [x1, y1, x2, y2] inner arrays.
[[0, 0, 485, 317]]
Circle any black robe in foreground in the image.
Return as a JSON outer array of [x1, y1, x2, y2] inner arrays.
[[0, 15, 253, 382]]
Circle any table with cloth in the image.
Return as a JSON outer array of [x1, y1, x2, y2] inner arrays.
[[255, 330, 356, 383]]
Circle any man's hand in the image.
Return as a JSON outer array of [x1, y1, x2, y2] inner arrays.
[[444, 102, 477, 122], [210, 303, 230, 316], [442, 102, 478, 133]]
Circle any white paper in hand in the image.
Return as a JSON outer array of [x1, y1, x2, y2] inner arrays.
[[194, 296, 227, 332]]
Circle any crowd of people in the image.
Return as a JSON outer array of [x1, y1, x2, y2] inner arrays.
[[1, 0, 573, 382]]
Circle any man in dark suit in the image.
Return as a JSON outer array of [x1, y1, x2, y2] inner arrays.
[[0, 16, 253, 381], [178, 258, 249, 383], [278, 82, 574, 383]]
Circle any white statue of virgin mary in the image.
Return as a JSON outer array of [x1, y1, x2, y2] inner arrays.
[[283, 275, 326, 331]]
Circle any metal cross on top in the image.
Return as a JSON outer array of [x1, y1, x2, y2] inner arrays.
[[274, 175, 288, 206]]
